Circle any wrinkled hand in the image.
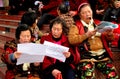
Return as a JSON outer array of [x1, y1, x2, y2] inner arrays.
[[63, 52, 71, 58], [105, 28, 113, 36], [52, 69, 61, 78], [86, 30, 97, 38], [14, 51, 21, 59]]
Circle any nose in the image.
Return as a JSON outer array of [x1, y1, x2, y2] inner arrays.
[[24, 36, 30, 41], [54, 29, 59, 33]]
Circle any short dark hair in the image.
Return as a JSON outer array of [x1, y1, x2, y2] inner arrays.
[[50, 17, 68, 35], [21, 12, 37, 26], [15, 24, 32, 40], [58, 2, 70, 14]]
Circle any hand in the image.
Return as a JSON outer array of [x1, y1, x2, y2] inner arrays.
[[38, 2, 44, 12], [86, 30, 96, 38], [34, 62, 40, 66], [106, 29, 113, 36], [69, 11, 77, 16], [96, 9, 104, 15], [52, 69, 61, 78], [63, 52, 71, 58], [14, 51, 21, 59]]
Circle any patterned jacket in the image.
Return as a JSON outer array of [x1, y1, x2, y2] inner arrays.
[[1, 40, 43, 79]]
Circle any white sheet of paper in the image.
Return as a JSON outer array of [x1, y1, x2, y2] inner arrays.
[[44, 41, 69, 62], [17, 53, 44, 65], [17, 43, 46, 65], [17, 43, 46, 55], [17, 42, 69, 65]]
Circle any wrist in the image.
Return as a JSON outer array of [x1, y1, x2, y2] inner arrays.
[[10, 53, 16, 62]]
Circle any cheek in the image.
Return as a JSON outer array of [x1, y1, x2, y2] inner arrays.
[[19, 38, 24, 43], [57, 31, 62, 37]]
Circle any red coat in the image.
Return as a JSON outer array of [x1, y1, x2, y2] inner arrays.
[[40, 33, 76, 71], [41, 0, 62, 16]]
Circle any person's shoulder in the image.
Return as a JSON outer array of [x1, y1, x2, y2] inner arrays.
[[4, 39, 17, 49], [40, 33, 50, 40]]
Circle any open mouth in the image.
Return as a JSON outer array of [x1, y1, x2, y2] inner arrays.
[[87, 17, 91, 20]]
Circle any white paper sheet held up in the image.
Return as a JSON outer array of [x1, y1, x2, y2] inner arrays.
[[17, 42, 69, 65], [17, 53, 44, 65], [44, 41, 69, 62], [17, 43, 46, 55], [17, 43, 46, 65]]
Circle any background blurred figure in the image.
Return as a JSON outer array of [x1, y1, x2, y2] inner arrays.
[[102, 1, 120, 23], [9, 0, 22, 15], [37, 0, 62, 31], [20, 11, 43, 43], [88, 0, 112, 20], [57, 2, 75, 35]]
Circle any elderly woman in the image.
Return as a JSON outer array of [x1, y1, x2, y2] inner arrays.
[[1, 24, 42, 79], [68, 3, 119, 79], [40, 17, 76, 79]]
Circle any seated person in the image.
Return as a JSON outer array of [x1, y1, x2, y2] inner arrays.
[[20, 11, 43, 43], [57, 2, 75, 35], [40, 17, 76, 79], [68, 3, 119, 79], [102, 1, 120, 23], [1, 24, 43, 79], [37, 0, 62, 30]]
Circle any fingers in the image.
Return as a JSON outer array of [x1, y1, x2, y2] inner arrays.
[[14, 51, 22, 59], [86, 30, 96, 38], [52, 69, 61, 78], [63, 52, 71, 58], [34, 62, 40, 66]]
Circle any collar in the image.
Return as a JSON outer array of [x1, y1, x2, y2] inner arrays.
[[81, 19, 94, 27]]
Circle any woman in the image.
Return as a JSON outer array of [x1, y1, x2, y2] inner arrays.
[[40, 17, 75, 79], [68, 3, 119, 79], [20, 11, 43, 43], [57, 2, 75, 35], [1, 24, 42, 79]]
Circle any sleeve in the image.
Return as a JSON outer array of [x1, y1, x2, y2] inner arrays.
[[1, 41, 17, 65], [68, 25, 88, 45], [41, 0, 61, 12], [40, 36, 45, 44]]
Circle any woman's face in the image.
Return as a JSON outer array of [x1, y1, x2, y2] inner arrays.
[[79, 5, 93, 24], [19, 30, 31, 43], [114, 1, 120, 8], [51, 23, 63, 38]]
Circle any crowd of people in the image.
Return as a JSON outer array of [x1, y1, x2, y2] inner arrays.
[[1, 0, 120, 79]]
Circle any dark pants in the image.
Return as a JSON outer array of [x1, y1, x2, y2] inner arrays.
[[44, 64, 75, 79]]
